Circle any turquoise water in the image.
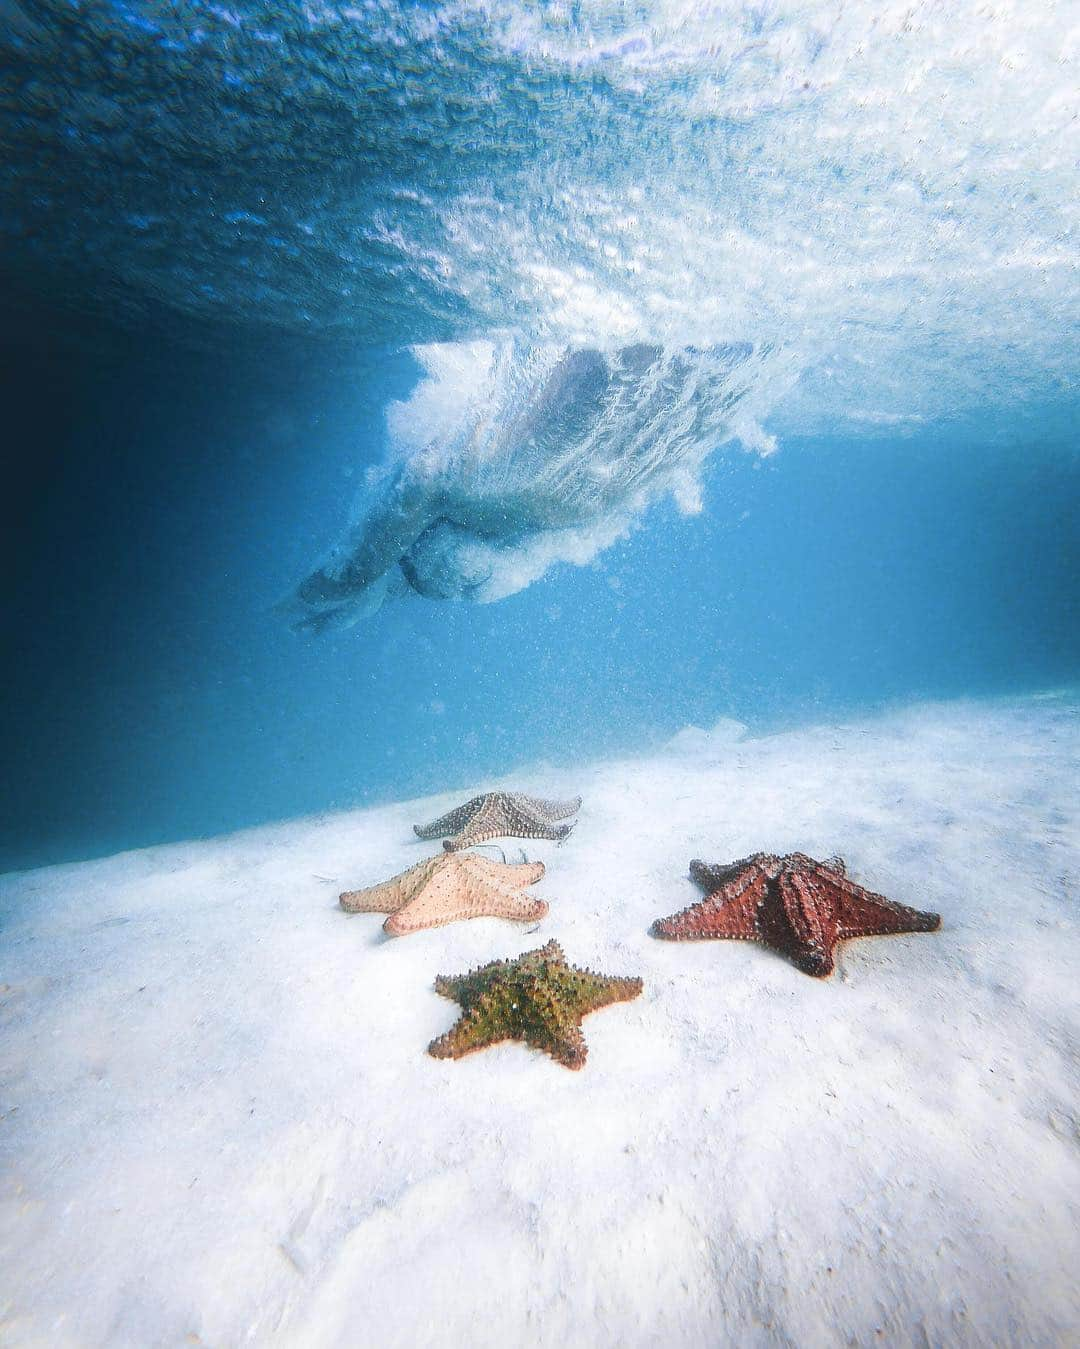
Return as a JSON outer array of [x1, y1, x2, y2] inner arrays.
[[1, 2, 1077, 871]]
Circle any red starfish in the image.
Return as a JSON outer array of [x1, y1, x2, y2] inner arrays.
[[651, 852, 941, 977]]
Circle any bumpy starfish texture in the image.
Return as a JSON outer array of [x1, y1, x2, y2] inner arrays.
[[339, 852, 547, 936], [414, 792, 582, 851], [651, 852, 941, 977], [429, 939, 643, 1070]]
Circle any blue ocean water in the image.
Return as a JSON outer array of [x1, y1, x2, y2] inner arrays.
[[1, 1, 1077, 872]]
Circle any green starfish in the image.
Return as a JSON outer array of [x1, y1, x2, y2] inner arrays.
[[429, 940, 643, 1070]]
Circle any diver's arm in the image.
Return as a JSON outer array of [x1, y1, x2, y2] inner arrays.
[[291, 462, 438, 626]]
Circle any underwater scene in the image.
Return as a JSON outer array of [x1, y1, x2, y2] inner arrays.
[[1, 2, 1078, 1345]]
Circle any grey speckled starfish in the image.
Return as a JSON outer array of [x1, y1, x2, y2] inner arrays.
[[414, 792, 582, 852]]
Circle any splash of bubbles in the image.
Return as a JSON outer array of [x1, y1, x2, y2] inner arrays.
[[290, 339, 788, 627]]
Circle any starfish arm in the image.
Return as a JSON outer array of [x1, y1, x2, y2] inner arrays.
[[563, 967, 644, 1011], [689, 857, 758, 893], [833, 882, 942, 938], [805, 863, 941, 936], [413, 796, 483, 840], [501, 795, 579, 839], [434, 962, 509, 1006], [517, 981, 591, 1069], [473, 875, 551, 917], [428, 994, 516, 1061], [537, 1015, 588, 1070], [493, 891, 551, 923], [339, 856, 437, 913], [542, 820, 575, 842], [433, 973, 467, 1003], [543, 820, 576, 841], [652, 869, 768, 940], [788, 852, 848, 879], [464, 856, 546, 887], [516, 794, 582, 822], [777, 871, 840, 977], [443, 796, 513, 849]]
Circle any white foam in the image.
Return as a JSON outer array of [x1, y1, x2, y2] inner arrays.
[[2, 693, 1077, 1345], [384, 341, 499, 462], [409, 1, 1079, 421]]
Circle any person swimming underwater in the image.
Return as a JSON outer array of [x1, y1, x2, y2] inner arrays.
[[290, 339, 771, 630]]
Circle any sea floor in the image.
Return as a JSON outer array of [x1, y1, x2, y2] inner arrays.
[[1, 693, 1078, 1347]]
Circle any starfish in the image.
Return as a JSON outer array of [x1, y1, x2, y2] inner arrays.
[[429, 939, 643, 1069], [413, 791, 582, 852], [339, 852, 548, 937], [651, 852, 941, 977]]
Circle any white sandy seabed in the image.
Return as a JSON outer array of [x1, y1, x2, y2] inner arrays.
[[1, 693, 1078, 1348]]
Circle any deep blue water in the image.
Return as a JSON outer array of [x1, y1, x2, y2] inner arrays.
[[2, 325, 1076, 873]]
